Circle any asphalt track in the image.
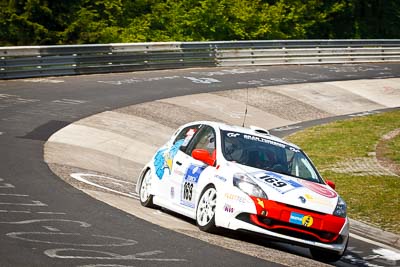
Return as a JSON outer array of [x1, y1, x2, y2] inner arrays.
[[1, 63, 400, 266]]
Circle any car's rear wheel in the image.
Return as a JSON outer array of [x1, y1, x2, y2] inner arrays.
[[196, 185, 217, 233], [139, 169, 155, 208]]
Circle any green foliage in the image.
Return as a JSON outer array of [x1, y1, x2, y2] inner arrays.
[[1, 0, 400, 45]]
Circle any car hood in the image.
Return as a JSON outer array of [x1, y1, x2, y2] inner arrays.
[[230, 163, 339, 214]]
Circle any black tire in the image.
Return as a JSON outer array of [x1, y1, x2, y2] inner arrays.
[[310, 237, 348, 263], [196, 185, 218, 233], [139, 169, 156, 208], [310, 248, 343, 262]]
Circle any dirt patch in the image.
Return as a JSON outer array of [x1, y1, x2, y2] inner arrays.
[[325, 129, 400, 177], [376, 128, 400, 176], [325, 157, 398, 176]]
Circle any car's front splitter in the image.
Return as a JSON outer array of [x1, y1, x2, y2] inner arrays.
[[228, 213, 349, 253], [248, 197, 346, 243]]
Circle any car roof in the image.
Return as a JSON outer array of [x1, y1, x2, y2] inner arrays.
[[186, 121, 300, 149]]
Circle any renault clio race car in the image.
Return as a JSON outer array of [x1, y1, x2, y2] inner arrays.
[[136, 121, 349, 262]]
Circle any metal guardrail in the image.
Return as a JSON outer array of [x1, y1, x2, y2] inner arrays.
[[1, 39, 400, 79]]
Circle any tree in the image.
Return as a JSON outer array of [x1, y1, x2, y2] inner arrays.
[[1, 0, 399, 45]]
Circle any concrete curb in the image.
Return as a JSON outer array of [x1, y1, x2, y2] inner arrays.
[[350, 219, 400, 249]]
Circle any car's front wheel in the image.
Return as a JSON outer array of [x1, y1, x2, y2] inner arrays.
[[310, 236, 348, 262], [309, 247, 345, 263], [139, 169, 155, 208], [196, 185, 217, 233]]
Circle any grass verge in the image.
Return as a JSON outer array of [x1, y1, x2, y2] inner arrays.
[[385, 134, 400, 164], [286, 110, 400, 234]]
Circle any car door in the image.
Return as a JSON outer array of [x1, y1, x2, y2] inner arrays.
[[170, 125, 216, 217], [151, 123, 202, 204], [156, 124, 202, 205]]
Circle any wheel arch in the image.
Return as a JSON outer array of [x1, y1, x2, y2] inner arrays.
[[197, 182, 225, 228], [195, 183, 218, 232], [136, 166, 151, 194]]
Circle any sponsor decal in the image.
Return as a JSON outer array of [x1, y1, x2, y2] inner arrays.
[[289, 212, 314, 227], [224, 193, 248, 203], [184, 165, 204, 183], [223, 204, 234, 213], [173, 169, 185, 176], [186, 128, 197, 136], [252, 171, 302, 194], [180, 164, 205, 208], [299, 196, 306, 204], [215, 175, 227, 182], [302, 215, 314, 227], [300, 180, 337, 198], [256, 198, 264, 208], [304, 194, 332, 206], [154, 139, 184, 179], [227, 132, 240, 138], [182, 128, 197, 146], [243, 134, 285, 148], [170, 187, 175, 198]]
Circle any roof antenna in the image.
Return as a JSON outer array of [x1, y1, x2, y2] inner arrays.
[[242, 87, 249, 127]]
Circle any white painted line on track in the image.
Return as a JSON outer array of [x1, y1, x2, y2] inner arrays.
[[0, 193, 29, 197], [70, 173, 139, 199], [350, 233, 400, 253], [184, 76, 221, 84], [0, 219, 90, 227], [43, 226, 61, 232], [0, 200, 47, 206], [37, 212, 66, 215], [44, 247, 187, 261], [7, 232, 137, 247], [0, 210, 66, 215], [52, 99, 88, 105], [0, 210, 31, 214], [22, 78, 64, 83]]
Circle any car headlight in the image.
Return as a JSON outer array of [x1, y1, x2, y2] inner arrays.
[[233, 173, 267, 199], [333, 196, 347, 218]]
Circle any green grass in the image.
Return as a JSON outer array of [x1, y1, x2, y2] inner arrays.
[[386, 134, 400, 164], [286, 110, 400, 234]]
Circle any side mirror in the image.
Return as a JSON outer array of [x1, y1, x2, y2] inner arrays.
[[326, 180, 336, 190], [192, 149, 215, 166]]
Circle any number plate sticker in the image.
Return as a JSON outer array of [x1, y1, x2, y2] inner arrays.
[[180, 164, 205, 208], [252, 171, 302, 194]]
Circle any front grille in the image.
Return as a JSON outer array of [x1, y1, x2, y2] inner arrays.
[[284, 204, 326, 215]]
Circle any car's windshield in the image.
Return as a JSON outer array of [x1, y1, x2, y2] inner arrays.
[[221, 130, 321, 183]]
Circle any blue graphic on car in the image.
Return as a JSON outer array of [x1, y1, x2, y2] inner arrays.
[[154, 139, 184, 179]]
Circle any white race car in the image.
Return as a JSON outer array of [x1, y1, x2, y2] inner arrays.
[[136, 121, 349, 262]]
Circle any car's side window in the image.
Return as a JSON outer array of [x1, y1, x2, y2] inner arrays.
[[187, 126, 216, 156], [173, 124, 201, 152]]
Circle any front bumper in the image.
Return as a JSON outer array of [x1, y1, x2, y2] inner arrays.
[[227, 197, 349, 253]]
